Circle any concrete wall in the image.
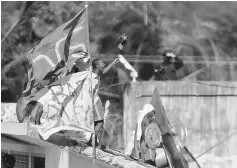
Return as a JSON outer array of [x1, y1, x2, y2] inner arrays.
[[1, 135, 45, 168], [123, 81, 237, 168]]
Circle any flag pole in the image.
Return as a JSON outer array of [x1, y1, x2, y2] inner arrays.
[[85, 2, 96, 167], [85, 2, 89, 53]]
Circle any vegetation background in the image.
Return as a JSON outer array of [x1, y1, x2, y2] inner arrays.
[[1, 1, 237, 103]]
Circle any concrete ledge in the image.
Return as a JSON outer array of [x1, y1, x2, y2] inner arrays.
[[1, 122, 40, 139], [1, 122, 28, 135]]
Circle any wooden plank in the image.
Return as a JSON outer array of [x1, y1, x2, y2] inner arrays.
[[98, 91, 122, 98]]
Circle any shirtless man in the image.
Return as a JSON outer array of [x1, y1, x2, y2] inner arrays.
[[86, 58, 118, 148]]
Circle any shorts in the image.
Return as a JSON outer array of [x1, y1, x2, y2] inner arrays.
[[93, 96, 104, 121]]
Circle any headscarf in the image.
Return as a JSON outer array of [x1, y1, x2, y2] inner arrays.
[[136, 104, 154, 141]]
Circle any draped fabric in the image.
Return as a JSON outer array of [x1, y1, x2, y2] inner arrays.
[[35, 71, 98, 141]]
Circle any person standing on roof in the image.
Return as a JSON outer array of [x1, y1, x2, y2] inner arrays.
[[86, 57, 119, 148]]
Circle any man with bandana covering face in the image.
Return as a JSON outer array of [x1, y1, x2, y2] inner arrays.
[[154, 49, 184, 80]]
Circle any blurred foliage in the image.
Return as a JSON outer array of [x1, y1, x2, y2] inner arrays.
[[1, 1, 237, 102]]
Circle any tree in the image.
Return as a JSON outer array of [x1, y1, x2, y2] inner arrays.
[[2, 1, 237, 102]]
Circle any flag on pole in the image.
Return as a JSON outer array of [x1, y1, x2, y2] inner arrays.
[[16, 5, 93, 139], [151, 88, 172, 134], [24, 6, 89, 97], [151, 88, 189, 168], [33, 71, 97, 141]]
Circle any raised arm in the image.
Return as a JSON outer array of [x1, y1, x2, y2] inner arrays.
[[172, 57, 184, 70], [101, 58, 118, 74]]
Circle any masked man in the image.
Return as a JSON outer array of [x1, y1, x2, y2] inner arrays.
[[154, 49, 183, 80]]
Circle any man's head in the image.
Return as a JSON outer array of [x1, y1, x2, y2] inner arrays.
[[147, 110, 156, 122], [92, 58, 105, 71], [162, 49, 176, 58], [142, 104, 156, 122]]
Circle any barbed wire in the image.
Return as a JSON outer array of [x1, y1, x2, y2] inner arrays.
[[92, 54, 237, 58], [99, 80, 237, 92], [92, 54, 237, 64]]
